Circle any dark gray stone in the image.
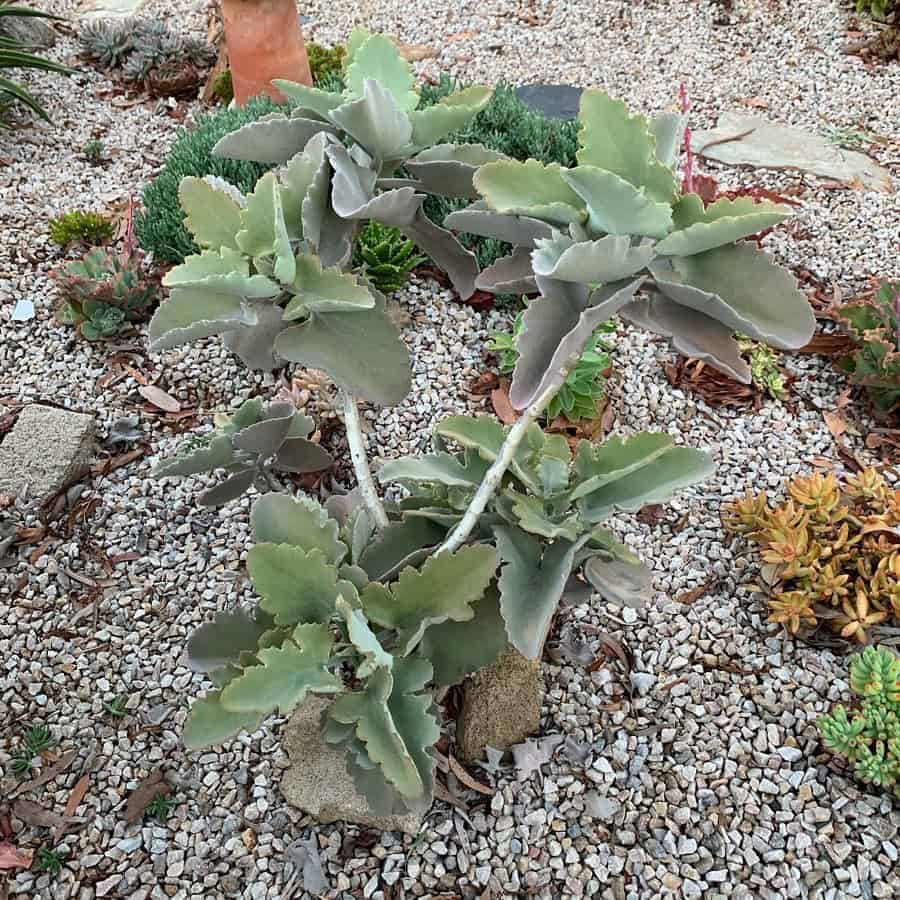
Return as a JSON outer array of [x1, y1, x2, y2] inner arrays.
[[515, 84, 583, 120]]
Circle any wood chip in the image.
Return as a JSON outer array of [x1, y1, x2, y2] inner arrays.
[[676, 578, 718, 605]]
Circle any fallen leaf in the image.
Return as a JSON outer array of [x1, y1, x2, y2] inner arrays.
[[587, 633, 634, 681], [9, 750, 77, 799], [0, 842, 32, 870], [63, 775, 90, 819], [511, 734, 564, 781], [285, 834, 328, 895], [124, 769, 170, 824], [447, 754, 495, 796], [676, 578, 718, 605], [636, 504, 665, 525], [665, 357, 759, 409], [490, 386, 518, 425], [12, 799, 83, 832], [740, 96, 769, 109], [138, 385, 181, 413], [823, 409, 847, 440], [468, 371, 500, 396], [794, 332, 856, 356], [91, 447, 145, 477]]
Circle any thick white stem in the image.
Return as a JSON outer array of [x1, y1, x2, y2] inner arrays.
[[341, 392, 389, 531], [437, 384, 559, 555]]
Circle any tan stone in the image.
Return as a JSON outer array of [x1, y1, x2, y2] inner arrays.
[[0, 405, 94, 500], [455, 648, 543, 763], [281, 697, 423, 835]]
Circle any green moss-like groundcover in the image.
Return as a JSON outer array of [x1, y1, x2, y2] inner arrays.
[[135, 76, 579, 268]]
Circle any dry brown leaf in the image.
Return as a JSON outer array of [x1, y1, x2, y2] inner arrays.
[[124, 769, 171, 824], [823, 409, 848, 440], [91, 447, 145, 477], [12, 799, 83, 832], [636, 504, 665, 525], [138, 385, 181, 413], [665, 357, 758, 409], [740, 96, 770, 109], [64, 775, 90, 819], [9, 750, 78, 799], [676, 578, 718, 605], [0, 842, 32, 871], [490, 386, 518, 425], [795, 332, 856, 356], [447, 754, 495, 796]]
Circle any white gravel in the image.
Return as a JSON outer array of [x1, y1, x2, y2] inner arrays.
[[2, 1, 900, 899]]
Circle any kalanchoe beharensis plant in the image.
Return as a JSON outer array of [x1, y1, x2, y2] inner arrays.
[[154, 398, 332, 506], [818, 645, 900, 798], [158, 34, 729, 815], [147, 29, 499, 530], [839, 280, 900, 417], [444, 90, 816, 402], [183, 418, 712, 813]]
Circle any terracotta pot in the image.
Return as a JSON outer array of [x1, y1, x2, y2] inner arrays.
[[220, 0, 312, 106]]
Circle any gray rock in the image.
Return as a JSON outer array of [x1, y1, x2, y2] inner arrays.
[[0, 14, 57, 50], [0, 405, 94, 500], [280, 697, 423, 836], [515, 84, 583, 120], [455, 648, 543, 763]]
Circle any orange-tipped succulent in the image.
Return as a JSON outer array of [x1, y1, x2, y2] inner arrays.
[[724, 467, 900, 644]]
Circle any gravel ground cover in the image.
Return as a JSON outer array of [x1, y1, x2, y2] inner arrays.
[[1, 1, 900, 898]]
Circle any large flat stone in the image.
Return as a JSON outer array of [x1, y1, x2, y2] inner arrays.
[[281, 697, 423, 836], [515, 84, 583, 120], [456, 648, 543, 763], [0, 405, 95, 500]]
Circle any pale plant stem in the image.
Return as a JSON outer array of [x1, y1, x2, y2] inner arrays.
[[341, 392, 389, 531], [437, 383, 560, 555]]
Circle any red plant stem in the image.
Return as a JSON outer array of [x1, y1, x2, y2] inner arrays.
[[679, 83, 694, 195]]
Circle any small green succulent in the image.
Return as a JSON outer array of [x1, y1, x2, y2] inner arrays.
[[36, 846, 65, 877], [738, 336, 786, 400], [489, 310, 614, 423], [818, 645, 900, 797], [145, 792, 176, 821], [839, 280, 900, 416], [53, 247, 159, 341], [212, 69, 233, 104], [354, 221, 427, 295], [83, 138, 105, 163], [856, 0, 896, 22], [48, 210, 114, 248], [11, 724, 55, 776]]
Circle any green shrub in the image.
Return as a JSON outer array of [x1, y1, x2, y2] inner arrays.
[[134, 97, 278, 262], [48, 210, 114, 247], [212, 68, 233, 103], [306, 41, 345, 83], [857, 0, 896, 22]]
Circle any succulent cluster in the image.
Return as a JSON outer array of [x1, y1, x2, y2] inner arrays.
[[79, 18, 215, 96], [818, 645, 900, 797], [53, 247, 159, 340], [185, 419, 711, 812], [839, 280, 900, 417], [489, 312, 615, 423], [48, 210, 113, 248], [724, 469, 900, 644], [738, 336, 787, 400], [155, 398, 332, 505], [353, 220, 426, 295]]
